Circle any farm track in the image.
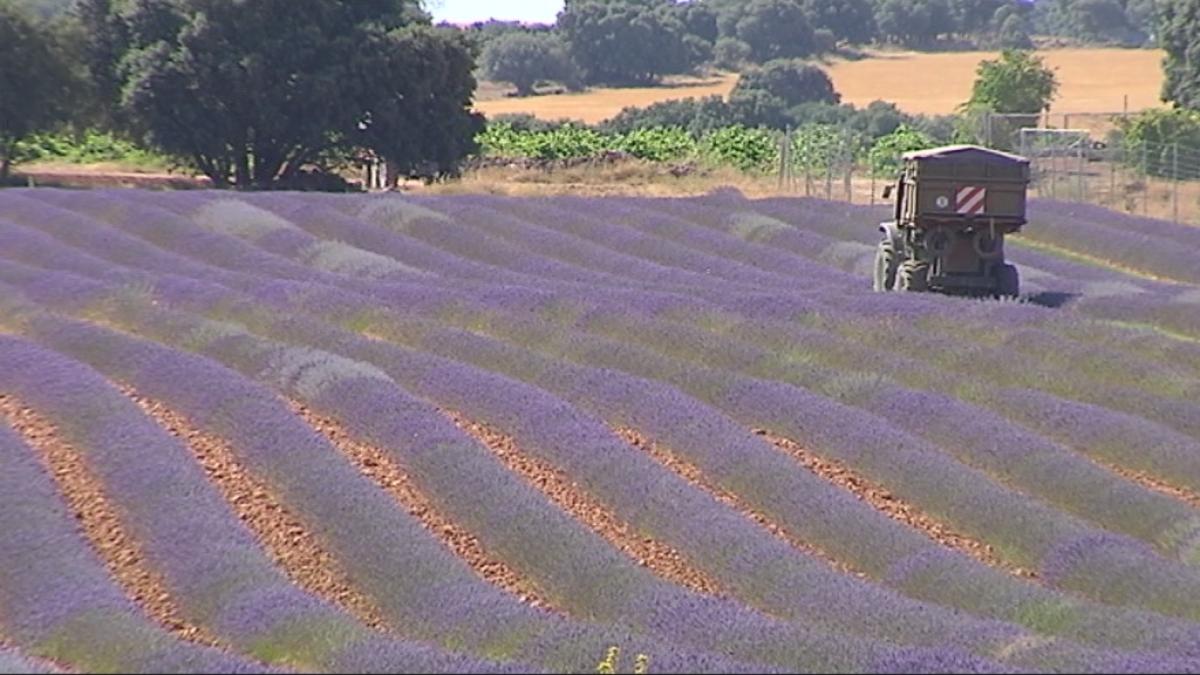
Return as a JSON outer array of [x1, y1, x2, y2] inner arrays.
[[4, 188, 1200, 671], [0, 394, 222, 648], [124, 389, 394, 633], [291, 403, 560, 613]]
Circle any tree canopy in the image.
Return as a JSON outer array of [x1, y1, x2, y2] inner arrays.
[[557, 0, 703, 85], [100, 0, 480, 188], [732, 0, 818, 63], [964, 49, 1059, 114], [481, 31, 578, 96], [0, 0, 76, 179], [1161, 0, 1200, 109]]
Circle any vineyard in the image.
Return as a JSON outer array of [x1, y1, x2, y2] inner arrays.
[[3, 188, 1200, 673]]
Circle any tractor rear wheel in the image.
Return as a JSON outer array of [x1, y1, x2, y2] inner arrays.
[[995, 263, 1019, 298], [873, 241, 898, 292], [899, 260, 930, 292]]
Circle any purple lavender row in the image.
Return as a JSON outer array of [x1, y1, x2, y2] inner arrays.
[[360, 309, 1200, 659], [399, 195, 795, 294], [0, 650, 53, 674], [11, 189, 1200, 487], [0, 423, 266, 674], [1022, 211, 1200, 285], [138, 277, 1200, 667], [0, 335, 511, 673], [23, 281, 1019, 673], [1076, 293, 1200, 343], [1, 190, 734, 327], [117, 265, 1200, 658], [426, 194, 848, 292], [1043, 315, 1200, 382], [413, 303, 1200, 624], [0, 190, 943, 331], [792, 310, 1200, 452], [658, 192, 1192, 304], [114, 276, 1200, 667], [9, 214, 1200, 667], [9, 192, 1190, 528], [1035, 201, 1200, 250], [320, 193, 680, 290], [9, 306, 766, 675], [0, 268, 888, 673], [608, 313, 1200, 561]]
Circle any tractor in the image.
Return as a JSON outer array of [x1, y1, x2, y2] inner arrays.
[[874, 145, 1030, 298]]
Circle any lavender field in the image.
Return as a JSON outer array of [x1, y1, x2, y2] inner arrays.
[[2, 187, 1200, 674]]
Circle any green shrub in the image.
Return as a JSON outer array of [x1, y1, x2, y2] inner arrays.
[[701, 125, 779, 172]]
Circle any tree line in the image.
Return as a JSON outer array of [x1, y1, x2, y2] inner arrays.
[[2, 0, 482, 188], [4, 0, 1200, 191], [472, 0, 1174, 95]]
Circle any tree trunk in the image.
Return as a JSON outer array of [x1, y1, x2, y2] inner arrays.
[[234, 151, 251, 189], [0, 139, 15, 182]]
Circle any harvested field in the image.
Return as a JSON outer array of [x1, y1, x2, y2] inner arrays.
[[3, 186, 1200, 673], [475, 48, 1165, 122]]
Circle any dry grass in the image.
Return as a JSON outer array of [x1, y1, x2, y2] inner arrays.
[[474, 48, 1166, 123], [475, 73, 739, 124]]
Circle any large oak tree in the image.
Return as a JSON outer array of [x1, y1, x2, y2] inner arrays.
[[103, 0, 480, 188]]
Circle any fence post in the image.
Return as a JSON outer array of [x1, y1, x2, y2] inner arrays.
[[1173, 142, 1179, 224], [1142, 143, 1149, 216], [1077, 143, 1086, 202], [870, 171, 876, 207], [778, 129, 788, 192]]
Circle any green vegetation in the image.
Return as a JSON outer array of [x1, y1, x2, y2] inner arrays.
[[13, 130, 168, 169], [480, 31, 580, 96], [1160, 0, 1200, 110], [0, 0, 76, 180], [1116, 108, 1200, 179], [964, 50, 1060, 115], [558, 0, 709, 86]]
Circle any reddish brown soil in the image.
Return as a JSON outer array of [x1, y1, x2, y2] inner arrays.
[[1092, 457, 1200, 509], [291, 403, 560, 613], [0, 394, 222, 646], [756, 429, 1036, 579], [124, 389, 392, 632], [445, 410, 724, 597], [617, 428, 867, 579]]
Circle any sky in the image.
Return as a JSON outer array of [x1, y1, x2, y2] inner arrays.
[[427, 0, 564, 25]]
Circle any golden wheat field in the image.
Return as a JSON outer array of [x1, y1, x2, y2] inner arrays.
[[474, 48, 1166, 123]]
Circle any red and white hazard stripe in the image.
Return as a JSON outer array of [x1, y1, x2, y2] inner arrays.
[[955, 186, 987, 215]]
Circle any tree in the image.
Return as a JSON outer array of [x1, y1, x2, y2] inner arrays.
[[946, 0, 1007, 35], [730, 59, 839, 127], [713, 37, 751, 69], [875, 0, 954, 47], [1070, 0, 1133, 41], [800, 0, 876, 44], [481, 31, 577, 96], [558, 0, 699, 85], [111, 0, 478, 188], [677, 1, 719, 44], [997, 13, 1034, 49], [0, 1, 75, 180], [964, 49, 1059, 114], [354, 25, 486, 181], [732, 60, 840, 107], [733, 0, 818, 63], [1161, 0, 1200, 109]]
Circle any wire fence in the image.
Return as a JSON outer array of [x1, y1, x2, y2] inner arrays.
[[774, 110, 1200, 226]]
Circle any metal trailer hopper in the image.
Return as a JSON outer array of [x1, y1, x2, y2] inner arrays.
[[874, 145, 1030, 297]]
